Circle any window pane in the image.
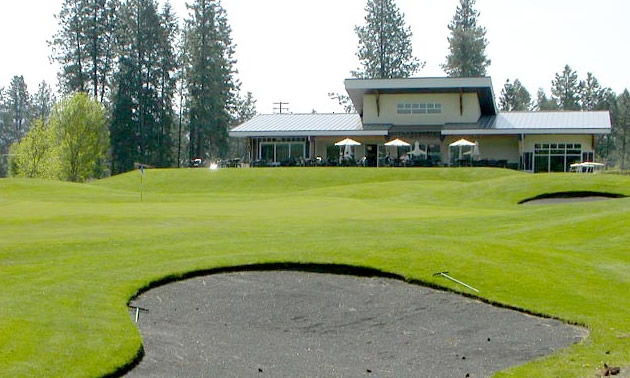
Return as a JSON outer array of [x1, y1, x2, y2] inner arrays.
[[289, 143, 304, 158], [261, 144, 274, 161], [276, 144, 289, 162], [534, 155, 549, 173]]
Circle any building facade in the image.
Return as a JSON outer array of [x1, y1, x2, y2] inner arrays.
[[230, 77, 611, 172]]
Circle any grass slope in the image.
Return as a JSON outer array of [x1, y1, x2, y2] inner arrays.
[[1, 168, 629, 377]]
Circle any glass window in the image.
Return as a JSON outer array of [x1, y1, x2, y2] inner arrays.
[[261, 144, 274, 161], [289, 143, 304, 159], [276, 144, 289, 162]]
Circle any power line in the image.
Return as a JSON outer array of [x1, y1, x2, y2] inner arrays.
[[273, 101, 290, 114]]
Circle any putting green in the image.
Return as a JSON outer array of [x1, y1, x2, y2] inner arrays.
[[1, 168, 629, 377]]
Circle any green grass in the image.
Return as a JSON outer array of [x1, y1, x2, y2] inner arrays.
[[1, 167, 630, 377]]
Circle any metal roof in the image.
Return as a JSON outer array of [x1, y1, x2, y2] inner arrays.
[[229, 113, 388, 137], [230, 111, 611, 138], [344, 77, 497, 116], [442, 111, 612, 135]]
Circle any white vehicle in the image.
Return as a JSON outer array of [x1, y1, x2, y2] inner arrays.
[[569, 162, 605, 173]]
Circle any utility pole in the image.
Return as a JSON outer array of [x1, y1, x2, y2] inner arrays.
[[273, 102, 290, 114]]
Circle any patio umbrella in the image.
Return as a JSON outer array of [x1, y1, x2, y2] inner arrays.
[[409, 140, 427, 157], [385, 138, 411, 161], [384, 138, 411, 147], [335, 138, 360, 162], [335, 138, 361, 147], [449, 138, 476, 160], [472, 141, 480, 160], [343, 144, 353, 159]]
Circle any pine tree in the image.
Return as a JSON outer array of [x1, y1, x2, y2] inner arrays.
[[6, 76, 31, 144], [551, 65, 580, 110], [442, 0, 491, 77], [614, 90, 630, 170], [32, 81, 57, 122], [49, 0, 118, 102], [110, 0, 177, 173], [353, 0, 422, 79], [185, 0, 238, 161], [155, 2, 179, 168], [534, 88, 558, 111], [499, 79, 531, 111]]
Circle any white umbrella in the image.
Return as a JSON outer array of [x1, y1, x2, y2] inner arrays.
[[472, 141, 480, 160], [384, 138, 410, 162], [344, 144, 353, 159], [384, 138, 411, 147], [449, 138, 476, 147], [449, 138, 476, 162], [335, 138, 360, 163], [409, 141, 427, 157], [335, 138, 361, 146]]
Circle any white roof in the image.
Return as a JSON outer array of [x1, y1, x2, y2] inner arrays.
[[442, 111, 611, 135], [230, 113, 387, 137], [230, 111, 611, 138]]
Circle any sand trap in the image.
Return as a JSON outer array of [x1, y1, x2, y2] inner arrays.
[[520, 191, 625, 205], [127, 271, 586, 377]]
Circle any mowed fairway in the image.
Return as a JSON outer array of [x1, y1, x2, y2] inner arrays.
[[1, 167, 629, 377]]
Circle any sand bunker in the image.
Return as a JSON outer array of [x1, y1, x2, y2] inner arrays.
[[127, 271, 586, 377]]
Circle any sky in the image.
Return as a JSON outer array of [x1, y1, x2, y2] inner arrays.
[[0, 0, 629, 114]]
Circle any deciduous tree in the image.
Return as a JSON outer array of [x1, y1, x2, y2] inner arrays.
[[50, 92, 109, 182], [8, 119, 57, 179]]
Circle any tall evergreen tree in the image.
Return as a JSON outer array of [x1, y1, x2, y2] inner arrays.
[[614, 90, 630, 170], [534, 88, 558, 111], [442, 0, 490, 77], [551, 65, 580, 110], [110, 0, 177, 173], [49, 0, 119, 102], [0, 87, 9, 177], [185, 0, 238, 161], [32, 81, 57, 123], [155, 2, 179, 167], [499, 79, 531, 111], [5, 76, 31, 144], [352, 0, 423, 79]]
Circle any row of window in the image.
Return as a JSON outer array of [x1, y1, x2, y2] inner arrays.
[[396, 103, 442, 115]]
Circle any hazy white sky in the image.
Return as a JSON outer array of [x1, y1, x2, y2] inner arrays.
[[1, 0, 629, 113]]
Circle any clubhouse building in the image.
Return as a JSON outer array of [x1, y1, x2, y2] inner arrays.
[[229, 77, 611, 172]]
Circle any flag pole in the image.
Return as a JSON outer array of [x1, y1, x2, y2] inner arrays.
[[139, 164, 144, 202]]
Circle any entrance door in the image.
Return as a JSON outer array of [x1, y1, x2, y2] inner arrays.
[[366, 144, 378, 167]]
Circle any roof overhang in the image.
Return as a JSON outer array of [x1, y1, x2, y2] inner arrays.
[[229, 130, 389, 138], [344, 77, 497, 116], [441, 128, 611, 136]]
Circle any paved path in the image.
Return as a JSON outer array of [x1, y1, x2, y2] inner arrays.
[[127, 271, 586, 378]]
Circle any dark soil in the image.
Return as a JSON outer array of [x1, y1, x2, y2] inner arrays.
[[126, 271, 587, 378]]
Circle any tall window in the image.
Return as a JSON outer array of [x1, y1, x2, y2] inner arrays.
[[533, 143, 582, 173], [258, 137, 306, 163]]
